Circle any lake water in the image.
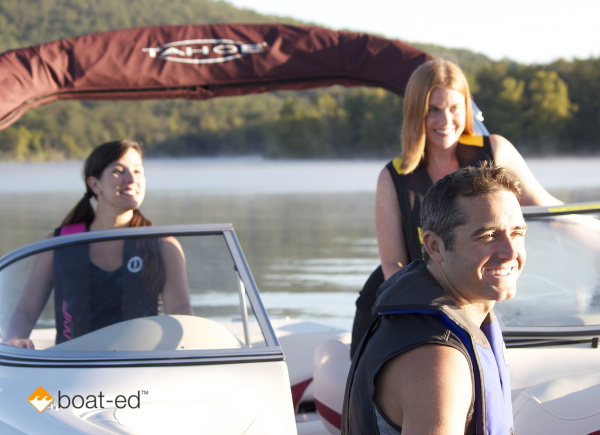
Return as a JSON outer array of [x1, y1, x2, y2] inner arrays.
[[1, 157, 600, 330]]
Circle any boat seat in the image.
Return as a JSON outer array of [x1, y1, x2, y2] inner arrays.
[[513, 372, 600, 434], [47, 315, 242, 351]]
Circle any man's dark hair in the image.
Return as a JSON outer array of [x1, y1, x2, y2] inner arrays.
[[420, 162, 522, 260]]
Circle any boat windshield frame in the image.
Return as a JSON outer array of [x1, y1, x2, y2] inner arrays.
[[0, 224, 284, 367]]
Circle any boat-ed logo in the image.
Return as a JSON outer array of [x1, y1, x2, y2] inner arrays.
[[142, 38, 267, 64], [28, 387, 54, 413], [28, 386, 146, 413]]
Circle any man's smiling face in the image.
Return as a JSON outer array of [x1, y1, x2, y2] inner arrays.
[[434, 190, 527, 306]]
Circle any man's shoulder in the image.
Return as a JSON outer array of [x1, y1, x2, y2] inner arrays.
[[364, 312, 470, 365], [383, 342, 471, 381]]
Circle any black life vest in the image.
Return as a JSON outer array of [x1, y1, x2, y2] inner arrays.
[[53, 223, 158, 343], [351, 135, 494, 356], [386, 134, 494, 262], [344, 261, 513, 435]]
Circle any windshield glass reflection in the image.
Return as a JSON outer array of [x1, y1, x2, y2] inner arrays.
[[497, 212, 600, 328]]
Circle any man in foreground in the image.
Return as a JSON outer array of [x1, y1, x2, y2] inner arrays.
[[342, 163, 526, 434]]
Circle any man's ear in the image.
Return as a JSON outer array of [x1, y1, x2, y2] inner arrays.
[[423, 230, 444, 262]]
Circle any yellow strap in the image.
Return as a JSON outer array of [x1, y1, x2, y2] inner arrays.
[[548, 203, 600, 213], [458, 134, 484, 147], [392, 157, 405, 174]]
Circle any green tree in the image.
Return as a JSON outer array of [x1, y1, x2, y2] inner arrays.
[[314, 93, 350, 156], [524, 70, 576, 152], [343, 88, 403, 157], [471, 62, 520, 136], [496, 76, 526, 140], [273, 97, 325, 157], [550, 58, 600, 151]]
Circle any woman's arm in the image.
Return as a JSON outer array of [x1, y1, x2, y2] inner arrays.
[[491, 134, 563, 206], [3, 249, 55, 349], [375, 168, 410, 280], [159, 236, 193, 315]]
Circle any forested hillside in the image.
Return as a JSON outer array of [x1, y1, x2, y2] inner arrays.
[[0, 0, 307, 51], [0, 0, 597, 160]]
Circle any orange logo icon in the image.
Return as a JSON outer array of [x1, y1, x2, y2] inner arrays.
[[28, 387, 54, 412]]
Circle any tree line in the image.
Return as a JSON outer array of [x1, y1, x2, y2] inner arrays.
[[1, 56, 598, 161], [473, 59, 599, 155]]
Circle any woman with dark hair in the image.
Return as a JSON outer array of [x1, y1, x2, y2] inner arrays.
[[350, 59, 562, 356], [4, 140, 192, 348]]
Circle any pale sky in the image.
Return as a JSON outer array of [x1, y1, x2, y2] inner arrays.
[[224, 0, 599, 64]]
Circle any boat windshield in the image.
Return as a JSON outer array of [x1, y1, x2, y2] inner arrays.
[[497, 205, 600, 333], [0, 225, 271, 353]]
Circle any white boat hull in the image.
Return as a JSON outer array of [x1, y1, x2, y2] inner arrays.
[[1, 361, 296, 434]]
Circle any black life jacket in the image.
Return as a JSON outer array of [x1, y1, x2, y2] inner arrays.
[[344, 261, 513, 435], [53, 223, 158, 343], [386, 134, 493, 262], [355, 135, 493, 313]]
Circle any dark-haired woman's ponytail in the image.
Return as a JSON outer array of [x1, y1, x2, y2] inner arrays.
[[59, 192, 96, 227]]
